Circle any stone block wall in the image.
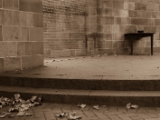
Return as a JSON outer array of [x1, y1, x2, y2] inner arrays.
[[43, 0, 160, 57], [0, 0, 43, 72], [97, 0, 160, 55], [43, 0, 87, 58]]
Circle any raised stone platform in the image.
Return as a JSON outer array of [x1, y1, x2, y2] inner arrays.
[[1, 55, 160, 106]]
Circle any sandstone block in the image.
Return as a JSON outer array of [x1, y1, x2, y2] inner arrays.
[[135, 3, 146, 10], [56, 32, 69, 39], [69, 33, 85, 39], [99, 48, 113, 55], [3, 10, 12, 25], [32, 42, 43, 55], [51, 49, 75, 57], [103, 1, 113, 8], [86, 16, 97, 25], [98, 41, 112, 49], [113, 1, 124, 9], [113, 9, 129, 17], [3, 26, 20, 41], [17, 42, 25, 56], [4, 57, 21, 71], [113, 25, 120, 33], [144, 26, 156, 33], [86, 0, 97, 8], [12, 11, 20, 25], [113, 41, 124, 49], [22, 55, 43, 69], [128, 10, 137, 17], [131, 18, 148, 25], [78, 41, 86, 49], [113, 33, 124, 40], [19, 12, 27, 26], [27, 13, 34, 26], [19, 0, 42, 13], [124, 2, 135, 10], [3, 0, 18, 10], [152, 12, 160, 19], [30, 27, 43, 41], [0, 10, 2, 25], [102, 34, 113, 40], [155, 19, 160, 25], [101, 25, 112, 34], [24, 42, 33, 55], [98, 17, 114, 25], [0, 0, 2, 8], [75, 49, 87, 56], [33, 14, 43, 27], [0, 42, 17, 57], [86, 7, 97, 15], [146, 3, 159, 11], [20, 27, 29, 41], [136, 11, 151, 18]]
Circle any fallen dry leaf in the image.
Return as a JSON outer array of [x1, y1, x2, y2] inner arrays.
[[25, 112, 33, 116], [78, 104, 86, 108], [67, 114, 82, 120], [0, 112, 11, 118], [55, 112, 66, 118], [17, 112, 25, 117], [131, 105, 139, 109], [8, 108, 19, 112], [14, 94, 21, 100], [93, 105, 100, 110], [126, 103, 131, 109]]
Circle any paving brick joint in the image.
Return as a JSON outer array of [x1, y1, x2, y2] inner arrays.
[[1, 103, 160, 120]]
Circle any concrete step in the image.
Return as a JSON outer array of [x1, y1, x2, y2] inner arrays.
[[0, 85, 160, 107], [1, 76, 160, 91]]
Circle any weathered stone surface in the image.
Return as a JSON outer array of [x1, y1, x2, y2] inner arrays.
[[22, 55, 43, 69], [19, 12, 27, 26], [12, 11, 20, 25], [3, 0, 19, 10], [51, 49, 75, 58], [0, 0, 43, 72], [43, 0, 160, 56], [0, 0, 2, 8], [20, 27, 29, 41], [4, 57, 21, 71], [30, 27, 43, 41], [3, 26, 20, 41], [19, 0, 42, 13], [0, 42, 17, 57], [3, 10, 12, 25]]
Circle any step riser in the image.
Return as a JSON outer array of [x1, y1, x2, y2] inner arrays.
[[0, 91, 159, 107], [1, 76, 160, 91]]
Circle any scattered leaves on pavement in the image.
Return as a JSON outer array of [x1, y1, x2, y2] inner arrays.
[[56, 112, 82, 120], [0, 94, 42, 118]]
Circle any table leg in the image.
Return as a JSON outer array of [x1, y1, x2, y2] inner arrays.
[[131, 39, 133, 55], [151, 35, 153, 55]]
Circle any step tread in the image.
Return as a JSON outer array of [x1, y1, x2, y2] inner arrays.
[[1, 86, 160, 97]]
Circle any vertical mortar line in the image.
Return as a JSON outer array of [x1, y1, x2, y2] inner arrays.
[[111, 0, 114, 52], [18, 0, 19, 11], [85, 0, 87, 51], [2, 0, 3, 9]]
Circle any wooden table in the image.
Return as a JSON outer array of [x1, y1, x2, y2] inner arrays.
[[125, 33, 154, 55]]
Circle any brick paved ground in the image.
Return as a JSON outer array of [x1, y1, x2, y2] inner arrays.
[[1, 103, 160, 120]]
